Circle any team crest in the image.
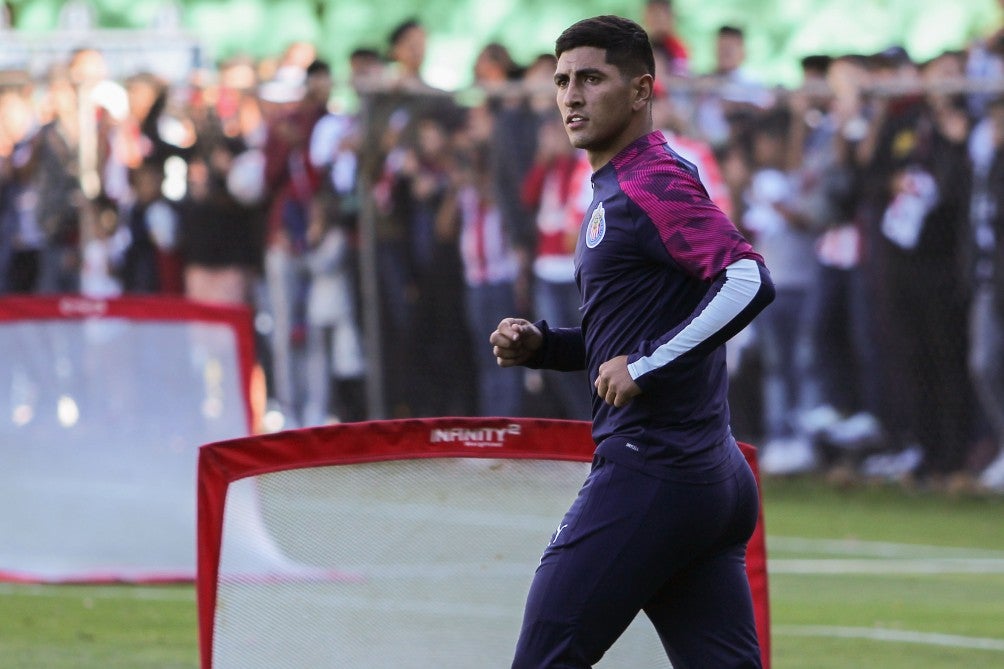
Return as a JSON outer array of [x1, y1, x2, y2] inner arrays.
[[585, 202, 606, 248]]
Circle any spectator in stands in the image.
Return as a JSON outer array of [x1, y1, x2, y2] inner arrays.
[[0, 84, 44, 293], [963, 22, 1004, 480], [178, 136, 265, 306], [361, 18, 449, 181], [33, 65, 85, 293], [342, 49, 386, 243], [385, 19, 433, 92], [522, 53, 560, 117], [474, 41, 538, 309], [309, 66, 362, 241], [176, 55, 266, 307], [302, 180, 367, 425], [642, 0, 690, 76], [967, 95, 1004, 490], [520, 114, 593, 420], [120, 158, 182, 293], [859, 50, 975, 483], [120, 72, 196, 171], [394, 112, 475, 416], [302, 65, 367, 424], [78, 194, 127, 297], [455, 104, 525, 417], [797, 54, 887, 463], [260, 56, 331, 425], [965, 0, 1004, 118], [363, 18, 461, 417], [741, 107, 823, 474], [347, 47, 385, 95], [68, 50, 129, 205], [473, 41, 521, 93], [692, 25, 772, 152]]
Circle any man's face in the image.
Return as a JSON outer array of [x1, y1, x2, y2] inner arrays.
[[349, 56, 384, 93], [307, 71, 333, 103], [393, 26, 426, 74], [70, 49, 108, 85], [554, 46, 640, 165], [716, 35, 744, 73], [643, 3, 674, 37]]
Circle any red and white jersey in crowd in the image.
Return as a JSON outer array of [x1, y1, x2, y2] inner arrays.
[[522, 152, 593, 284], [458, 185, 520, 287]]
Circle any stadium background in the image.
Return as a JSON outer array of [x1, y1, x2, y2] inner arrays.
[[2, 0, 1000, 89]]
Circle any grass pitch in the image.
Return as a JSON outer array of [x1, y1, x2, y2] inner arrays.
[[1, 476, 1002, 669]]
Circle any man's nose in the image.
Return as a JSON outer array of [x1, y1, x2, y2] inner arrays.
[[561, 82, 583, 107]]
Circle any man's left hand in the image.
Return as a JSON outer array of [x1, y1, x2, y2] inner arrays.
[[595, 356, 642, 407]]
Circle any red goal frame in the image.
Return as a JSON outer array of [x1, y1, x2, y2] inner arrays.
[[0, 295, 256, 432], [197, 417, 771, 668]]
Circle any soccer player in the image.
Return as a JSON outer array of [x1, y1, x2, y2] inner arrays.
[[489, 15, 774, 668]]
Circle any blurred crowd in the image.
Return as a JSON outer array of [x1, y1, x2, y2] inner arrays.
[[2, 0, 1004, 491]]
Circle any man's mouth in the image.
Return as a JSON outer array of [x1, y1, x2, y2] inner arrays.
[[566, 114, 587, 128]]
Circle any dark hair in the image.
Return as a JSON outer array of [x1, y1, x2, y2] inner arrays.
[[800, 54, 832, 75], [479, 41, 522, 79], [306, 59, 330, 77], [388, 18, 421, 48], [718, 25, 744, 40], [870, 45, 912, 70], [349, 47, 383, 62], [555, 15, 655, 78], [530, 53, 557, 69]]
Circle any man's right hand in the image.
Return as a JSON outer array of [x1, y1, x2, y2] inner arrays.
[[490, 318, 543, 367]]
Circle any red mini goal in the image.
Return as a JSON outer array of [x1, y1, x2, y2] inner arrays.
[[0, 295, 256, 583], [197, 417, 770, 668]]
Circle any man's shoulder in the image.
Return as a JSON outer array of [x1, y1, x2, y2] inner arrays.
[[612, 139, 703, 199]]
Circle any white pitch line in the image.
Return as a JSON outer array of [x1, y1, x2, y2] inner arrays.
[[770, 536, 1004, 559], [775, 625, 1004, 652], [769, 558, 1004, 574], [768, 536, 1004, 574], [0, 584, 195, 601]]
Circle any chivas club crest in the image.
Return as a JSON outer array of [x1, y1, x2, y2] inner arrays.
[[585, 202, 606, 248]]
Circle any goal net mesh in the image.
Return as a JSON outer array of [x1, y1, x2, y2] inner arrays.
[[198, 418, 770, 668], [0, 295, 256, 583]]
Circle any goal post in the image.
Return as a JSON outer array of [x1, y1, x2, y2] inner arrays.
[[197, 417, 771, 668], [0, 295, 257, 583]]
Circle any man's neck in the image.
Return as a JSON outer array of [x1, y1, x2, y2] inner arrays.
[[587, 124, 653, 171]]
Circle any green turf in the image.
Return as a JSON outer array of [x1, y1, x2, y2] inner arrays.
[[1, 476, 1002, 668], [0, 583, 198, 668], [761, 476, 1004, 548], [762, 476, 1004, 669]]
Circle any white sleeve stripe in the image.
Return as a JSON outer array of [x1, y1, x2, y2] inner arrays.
[[627, 258, 762, 379]]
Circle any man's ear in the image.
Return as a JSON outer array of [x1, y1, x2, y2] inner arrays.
[[633, 74, 655, 110]]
